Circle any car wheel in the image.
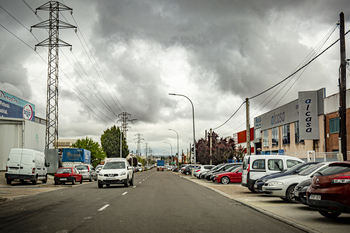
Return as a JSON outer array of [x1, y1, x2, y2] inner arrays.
[[285, 184, 297, 203], [89, 178, 92, 182], [98, 183, 103, 188], [6, 179, 12, 185], [185, 171, 190, 175], [80, 178, 83, 184], [318, 211, 341, 218], [106, 184, 110, 187], [32, 176, 38, 185], [248, 183, 256, 193], [221, 176, 230, 185], [124, 177, 129, 187], [42, 175, 47, 183], [129, 175, 134, 186], [54, 181, 59, 185]]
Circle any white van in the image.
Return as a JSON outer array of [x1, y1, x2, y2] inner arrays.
[[241, 154, 304, 192], [5, 148, 50, 185]]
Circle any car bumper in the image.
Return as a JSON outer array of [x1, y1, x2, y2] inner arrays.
[[54, 177, 74, 183], [98, 179, 127, 185], [262, 186, 284, 196], [5, 173, 35, 181], [307, 198, 350, 214]]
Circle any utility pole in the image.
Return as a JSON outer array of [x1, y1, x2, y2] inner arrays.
[[246, 98, 251, 155], [117, 112, 136, 158], [339, 12, 347, 161], [209, 128, 213, 165], [31, 2, 76, 149], [144, 143, 149, 166], [134, 133, 144, 158]]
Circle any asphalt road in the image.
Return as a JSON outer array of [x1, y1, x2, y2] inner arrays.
[[0, 170, 306, 233]]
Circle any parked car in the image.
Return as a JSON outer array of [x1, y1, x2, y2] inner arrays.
[[254, 162, 319, 193], [183, 165, 201, 175], [307, 161, 350, 218], [205, 163, 241, 180], [5, 148, 50, 185], [200, 164, 224, 179], [75, 164, 97, 182], [98, 158, 134, 188], [242, 155, 304, 192], [209, 163, 242, 181], [54, 167, 82, 185], [214, 166, 243, 184], [293, 178, 312, 205], [262, 162, 331, 202], [194, 165, 216, 178]]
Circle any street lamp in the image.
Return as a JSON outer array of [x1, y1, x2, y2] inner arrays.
[[169, 129, 179, 169], [169, 93, 196, 177], [164, 142, 173, 165]]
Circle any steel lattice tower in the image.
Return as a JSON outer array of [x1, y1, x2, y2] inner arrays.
[[31, 1, 76, 149]]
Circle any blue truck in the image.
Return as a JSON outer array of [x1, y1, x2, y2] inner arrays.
[[61, 148, 91, 167], [157, 160, 165, 171]]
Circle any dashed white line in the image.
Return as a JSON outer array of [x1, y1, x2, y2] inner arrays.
[[122, 192, 128, 195], [98, 204, 110, 212]]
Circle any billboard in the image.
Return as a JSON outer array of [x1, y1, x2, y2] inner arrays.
[[0, 90, 35, 121]]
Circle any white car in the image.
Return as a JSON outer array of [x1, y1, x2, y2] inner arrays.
[[98, 158, 134, 188], [194, 165, 216, 178], [262, 162, 332, 202]]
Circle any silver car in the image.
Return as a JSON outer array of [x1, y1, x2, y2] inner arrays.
[[75, 164, 97, 182]]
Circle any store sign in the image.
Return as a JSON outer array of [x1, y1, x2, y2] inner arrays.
[[298, 91, 319, 140], [0, 90, 35, 121]]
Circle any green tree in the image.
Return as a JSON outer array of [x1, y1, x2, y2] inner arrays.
[[100, 125, 129, 158], [71, 137, 106, 167]]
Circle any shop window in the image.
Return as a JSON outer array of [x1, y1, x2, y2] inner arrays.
[[263, 130, 268, 147], [295, 121, 304, 144], [255, 128, 261, 139], [282, 124, 290, 145], [329, 117, 340, 134], [272, 127, 278, 146]]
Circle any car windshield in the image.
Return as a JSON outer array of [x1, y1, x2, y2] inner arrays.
[[226, 166, 239, 172], [299, 163, 325, 176], [103, 162, 125, 170], [56, 168, 72, 174], [282, 163, 305, 173], [318, 164, 350, 176], [76, 165, 88, 170]]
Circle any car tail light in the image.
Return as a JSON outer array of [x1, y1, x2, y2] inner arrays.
[[247, 164, 250, 173], [196, 170, 200, 172], [332, 176, 350, 184], [6, 166, 8, 172], [87, 166, 90, 171], [32, 168, 35, 174]]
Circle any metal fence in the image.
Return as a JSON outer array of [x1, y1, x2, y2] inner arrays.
[[283, 151, 349, 162]]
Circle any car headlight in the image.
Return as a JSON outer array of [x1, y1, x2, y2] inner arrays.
[[267, 182, 283, 186], [120, 171, 126, 176]]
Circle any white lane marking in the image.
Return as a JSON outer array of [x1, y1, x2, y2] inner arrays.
[[143, 179, 145, 181], [122, 192, 128, 195], [139, 182, 142, 184], [133, 186, 136, 188], [98, 204, 110, 212]]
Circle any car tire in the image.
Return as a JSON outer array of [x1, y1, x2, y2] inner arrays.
[[89, 177, 92, 182], [42, 175, 47, 183], [72, 179, 76, 185], [124, 177, 129, 187], [221, 176, 230, 185], [106, 184, 110, 187], [185, 171, 190, 175], [286, 184, 297, 203], [248, 183, 257, 193], [80, 178, 83, 184], [98, 183, 103, 188], [32, 176, 38, 185], [130, 175, 134, 186], [318, 211, 341, 218], [6, 179, 12, 185]]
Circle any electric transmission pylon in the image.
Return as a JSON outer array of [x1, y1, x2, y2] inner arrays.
[[31, 1, 76, 149], [134, 133, 144, 157]]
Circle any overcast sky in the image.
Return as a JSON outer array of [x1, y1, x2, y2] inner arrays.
[[1, 0, 350, 156]]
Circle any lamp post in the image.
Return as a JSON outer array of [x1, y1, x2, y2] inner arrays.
[[169, 93, 196, 177], [164, 142, 173, 165], [169, 129, 179, 169]]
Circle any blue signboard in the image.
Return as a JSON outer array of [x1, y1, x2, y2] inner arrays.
[[0, 90, 35, 121]]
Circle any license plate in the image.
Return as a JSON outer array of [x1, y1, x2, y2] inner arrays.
[[309, 194, 321, 200], [60, 178, 67, 181]]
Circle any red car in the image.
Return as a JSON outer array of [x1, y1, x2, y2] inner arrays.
[[214, 166, 243, 184], [307, 161, 350, 218], [54, 167, 83, 185]]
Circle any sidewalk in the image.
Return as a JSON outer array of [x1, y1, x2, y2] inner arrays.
[[179, 173, 350, 233]]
